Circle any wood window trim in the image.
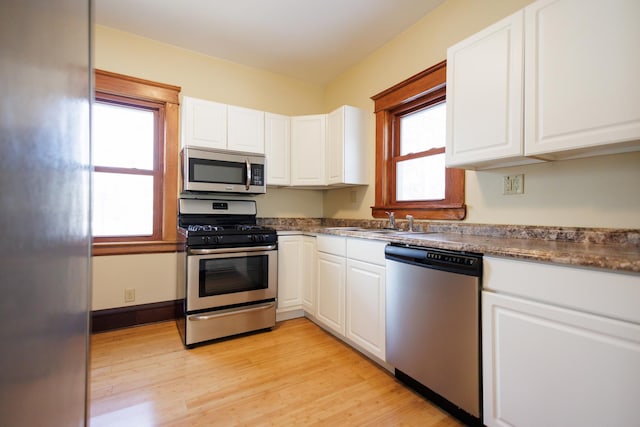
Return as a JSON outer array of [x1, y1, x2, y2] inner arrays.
[[93, 69, 181, 255], [370, 60, 466, 220]]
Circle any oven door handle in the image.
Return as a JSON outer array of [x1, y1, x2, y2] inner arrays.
[[190, 301, 275, 321], [188, 244, 276, 255]]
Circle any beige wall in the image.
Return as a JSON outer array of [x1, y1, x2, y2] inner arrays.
[[323, 0, 640, 229], [95, 24, 326, 219], [93, 25, 325, 310]]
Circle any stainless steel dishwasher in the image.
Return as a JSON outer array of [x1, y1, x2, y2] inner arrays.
[[385, 243, 482, 425]]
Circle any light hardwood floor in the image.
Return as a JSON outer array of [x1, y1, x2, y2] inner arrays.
[[90, 317, 462, 426]]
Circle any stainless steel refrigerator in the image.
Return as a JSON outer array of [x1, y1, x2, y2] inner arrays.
[[0, 1, 92, 426]]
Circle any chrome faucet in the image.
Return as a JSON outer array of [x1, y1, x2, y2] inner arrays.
[[385, 211, 395, 229], [406, 214, 414, 232]]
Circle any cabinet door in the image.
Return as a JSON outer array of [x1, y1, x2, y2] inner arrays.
[[346, 259, 385, 360], [301, 236, 317, 315], [326, 106, 368, 185], [446, 11, 526, 169], [524, 0, 640, 158], [291, 114, 326, 186], [227, 105, 265, 154], [181, 96, 227, 150], [326, 107, 345, 185], [316, 251, 345, 335], [276, 236, 302, 310], [265, 113, 290, 186], [483, 291, 640, 427]]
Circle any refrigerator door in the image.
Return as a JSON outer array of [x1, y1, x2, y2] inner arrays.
[[0, 1, 91, 426]]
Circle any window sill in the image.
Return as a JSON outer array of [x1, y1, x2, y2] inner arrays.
[[372, 205, 466, 221], [92, 240, 182, 256]]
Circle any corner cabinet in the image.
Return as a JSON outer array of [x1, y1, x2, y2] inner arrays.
[[276, 235, 303, 313], [265, 112, 291, 186], [290, 106, 369, 188], [276, 234, 316, 321], [482, 256, 640, 427], [446, 0, 640, 170], [291, 114, 327, 186]]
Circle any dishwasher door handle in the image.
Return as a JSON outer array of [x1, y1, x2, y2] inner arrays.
[[385, 245, 428, 263]]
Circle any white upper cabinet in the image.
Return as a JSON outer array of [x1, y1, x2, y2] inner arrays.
[[227, 105, 265, 154], [181, 96, 227, 150], [446, 11, 537, 169], [181, 96, 264, 154], [291, 114, 326, 186], [446, 0, 640, 169], [326, 106, 368, 186], [524, 0, 640, 159], [265, 112, 291, 186]]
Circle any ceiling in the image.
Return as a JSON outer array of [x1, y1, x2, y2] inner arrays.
[[95, 0, 445, 85]]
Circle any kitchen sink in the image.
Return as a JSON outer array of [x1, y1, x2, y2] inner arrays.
[[359, 228, 400, 234], [323, 227, 367, 231]]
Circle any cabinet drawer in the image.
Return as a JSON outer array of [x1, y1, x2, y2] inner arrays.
[[346, 238, 387, 266], [484, 256, 640, 324], [316, 234, 346, 256]]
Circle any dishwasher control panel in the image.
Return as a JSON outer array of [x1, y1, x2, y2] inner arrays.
[[385, 244, 482, 277], [425, 251, 478, 266]]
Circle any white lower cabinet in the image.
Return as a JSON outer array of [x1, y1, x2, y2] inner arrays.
[[316, 251, 346, 336], [276, 234, 315, 320], [301, 236, 317, 315], [314, 235, 387, 363], [277, 235, 303, 312], [482, 256, 640, 427], [346, 259, 385, 360]]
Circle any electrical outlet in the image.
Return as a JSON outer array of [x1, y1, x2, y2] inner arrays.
[[124, 288, 135, 303], [503, 174, 524, 195]]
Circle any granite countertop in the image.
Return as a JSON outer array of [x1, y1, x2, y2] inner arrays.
[[260, 219, 640, 274]]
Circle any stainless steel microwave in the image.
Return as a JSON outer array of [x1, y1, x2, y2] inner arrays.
[[181, 147, 266, 195]]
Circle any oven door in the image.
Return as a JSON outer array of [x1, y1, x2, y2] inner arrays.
[[186, 245, 277, 312]]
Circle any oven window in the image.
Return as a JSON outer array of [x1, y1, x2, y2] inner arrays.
[[199, 255, 268, 296]]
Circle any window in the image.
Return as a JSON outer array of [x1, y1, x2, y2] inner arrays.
[[93, 70, 181, 255], [371, 60, 465, 220]]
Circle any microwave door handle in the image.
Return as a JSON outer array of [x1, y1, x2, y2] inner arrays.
[[245, 158, 251, 190]]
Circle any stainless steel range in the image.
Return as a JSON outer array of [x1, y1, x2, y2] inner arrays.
[[176, 198, 278, 347]]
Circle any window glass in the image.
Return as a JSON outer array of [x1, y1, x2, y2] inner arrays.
[[93, 102, 154, 170], [400, 102, 446, 155], [396, 153, 446, 201], [92, 172, 154, 236]]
